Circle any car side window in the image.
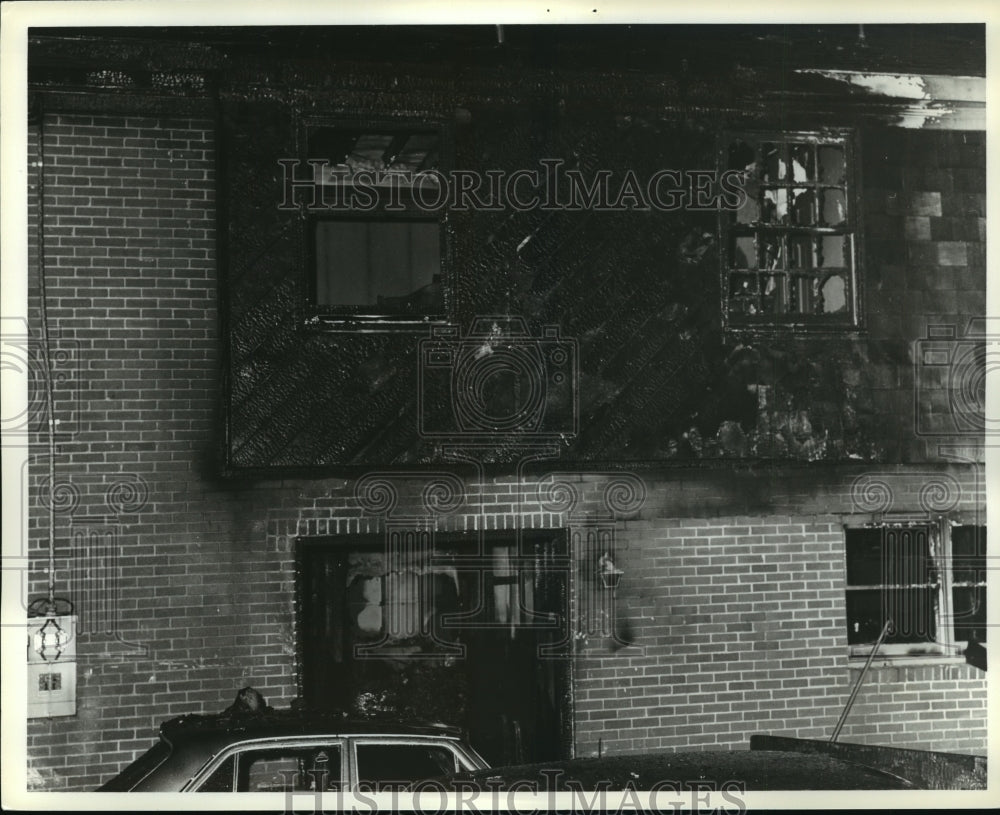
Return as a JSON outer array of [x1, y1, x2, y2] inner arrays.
[[238, 746, 343, 792], [354, 742, 459, 791], [197, 755, 236, 792], [196, 744, 343, 792]]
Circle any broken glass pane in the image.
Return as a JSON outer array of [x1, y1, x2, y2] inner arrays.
[[729, 273, 758, 297], [790, 144, 815, 182], [733, 236, 757, 268], [818, 145, 846, 185], [788, 236, 816, 269], [820, 274, 848, 313], [789, 275, 819, 314], [761, 188, 786, 224], [760, 274, 786, 314], [761, 142, 785, 182], [723, 133, 855, 327], [820, 235, 846, 267], [759, 234, 783, 270], [728, 274, 759, 315], [821, 189, 847, 226], [790, 188, 816, 226], [728, 296, 759, 316]]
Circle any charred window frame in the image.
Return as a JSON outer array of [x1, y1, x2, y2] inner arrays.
[[844, 521, 987, 660], [721, 131, 862, 332], [299, 118, 452, 331]]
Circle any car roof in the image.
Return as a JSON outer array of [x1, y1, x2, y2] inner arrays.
[[457, 750, 916, 791], [160, 709, 466, 746], [97, 709, 474, 791]]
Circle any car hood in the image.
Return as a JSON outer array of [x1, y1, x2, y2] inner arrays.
[[450, 750, 916, 791]]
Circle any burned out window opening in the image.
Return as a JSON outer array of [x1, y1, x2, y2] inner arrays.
[[300, 120, 450, 329], [844, 522, 987, 660], [722, 131, 861, 331]]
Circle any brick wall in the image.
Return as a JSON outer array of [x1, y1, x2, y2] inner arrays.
[[572, 512, 986, 757], [254, 470, 986, 760], [24, 113, 300, 791], [23, 112, 987, 791]]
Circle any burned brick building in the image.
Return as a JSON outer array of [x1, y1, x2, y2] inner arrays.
[[14, 24, 987, 790]]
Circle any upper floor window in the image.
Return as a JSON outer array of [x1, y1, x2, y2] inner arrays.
[[722, 131, 861, 331], [302, 120, 449, 329]]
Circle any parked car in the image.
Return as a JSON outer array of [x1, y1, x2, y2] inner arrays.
[[97, 708, 488, 792], [448, 749, 916, 791]]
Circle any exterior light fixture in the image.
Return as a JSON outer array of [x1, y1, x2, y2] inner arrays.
[[598, 552, 624, 590], [33, 616, 69, 662]]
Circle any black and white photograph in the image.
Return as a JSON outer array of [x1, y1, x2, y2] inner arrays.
[[0, 2, 994, 811]]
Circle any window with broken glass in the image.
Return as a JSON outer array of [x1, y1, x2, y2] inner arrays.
[[844, 523, 986, 659], [723, 132, 860, 330], [302, 120, 449, 328]]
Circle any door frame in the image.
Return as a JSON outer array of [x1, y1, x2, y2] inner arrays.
[[293, 528, 576, 761]]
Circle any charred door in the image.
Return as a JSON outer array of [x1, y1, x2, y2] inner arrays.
[[296, 531, 571, 765]]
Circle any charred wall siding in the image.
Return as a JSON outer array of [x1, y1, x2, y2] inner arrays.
[[223, 97, 986, 470]]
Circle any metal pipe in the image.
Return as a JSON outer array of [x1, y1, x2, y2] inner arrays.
[[34, 103, 59, 614], [830, 618, 893, 743]]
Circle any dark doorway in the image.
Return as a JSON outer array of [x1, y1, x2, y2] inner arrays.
[[296, 529, 572, 765]]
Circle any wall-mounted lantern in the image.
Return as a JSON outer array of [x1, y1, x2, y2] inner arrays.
[[597, 552, 624, 590], [33, 616, 70, 662]]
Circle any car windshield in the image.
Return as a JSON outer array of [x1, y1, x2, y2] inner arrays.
[[98, 740, 172, 791]]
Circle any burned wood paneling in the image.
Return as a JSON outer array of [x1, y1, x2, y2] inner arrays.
[[222, 93, 965, 471]]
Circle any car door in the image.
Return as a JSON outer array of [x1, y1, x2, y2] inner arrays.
[[188, 738, 347, 792], [348, 737, 480, 792]]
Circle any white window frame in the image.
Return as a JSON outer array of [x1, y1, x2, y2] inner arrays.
[[721, 129, 862, 333], [844, 517, 985, 661]]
